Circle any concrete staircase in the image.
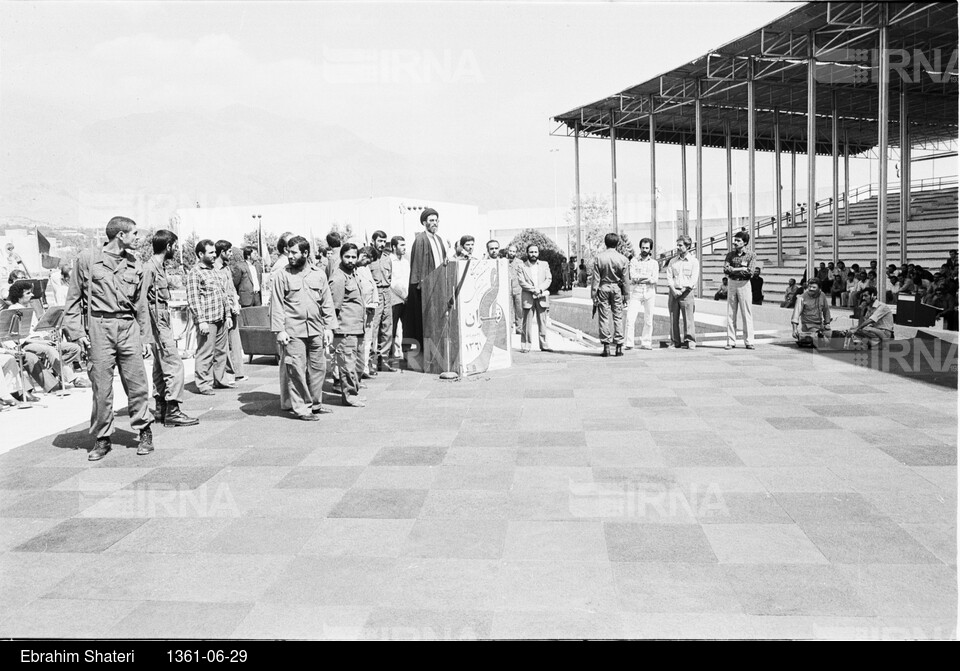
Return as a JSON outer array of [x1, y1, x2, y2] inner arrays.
[[696, 186, 958, 302]]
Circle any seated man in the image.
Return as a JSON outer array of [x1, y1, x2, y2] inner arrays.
[[791, 280, 831, 347], [846, 286, 894, 346], [713, 277, 728, 301], [780, 278, 799, 308], [2, 280, 87, 392]]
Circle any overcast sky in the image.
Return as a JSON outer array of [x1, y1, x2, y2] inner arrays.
[[4, 0, 919, 219]]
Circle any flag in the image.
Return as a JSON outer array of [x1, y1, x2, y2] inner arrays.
[[36, 229, 51, 255]]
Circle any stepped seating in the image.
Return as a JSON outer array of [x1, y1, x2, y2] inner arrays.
[[695, 186, 958, 302]]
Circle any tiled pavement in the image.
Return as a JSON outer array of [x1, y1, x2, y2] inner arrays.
[[0, 343, 956, 640]]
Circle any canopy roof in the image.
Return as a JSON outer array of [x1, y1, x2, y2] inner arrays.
[[552, 2, 958, 156]]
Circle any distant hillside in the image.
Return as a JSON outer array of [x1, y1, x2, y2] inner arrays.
[[0, 105, 546, 229]]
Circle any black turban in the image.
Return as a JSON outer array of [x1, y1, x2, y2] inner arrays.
[[420, 208, 439, 224]]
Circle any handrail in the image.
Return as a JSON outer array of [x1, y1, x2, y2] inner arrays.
[[656, 176, 958, 266]]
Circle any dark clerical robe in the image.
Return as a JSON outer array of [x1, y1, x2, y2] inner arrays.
[[404, 231, 447, 351]]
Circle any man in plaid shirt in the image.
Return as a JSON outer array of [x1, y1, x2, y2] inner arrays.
[[186, 239, 234, 395]]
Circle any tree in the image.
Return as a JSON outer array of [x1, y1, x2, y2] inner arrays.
[[564, 194, 615, 262], [506, 228, 566, 295]]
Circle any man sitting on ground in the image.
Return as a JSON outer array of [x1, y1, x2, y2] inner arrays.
[[846, 286, 894, 346], [791, 280, 831, 347], [780, 278, 799, 308]]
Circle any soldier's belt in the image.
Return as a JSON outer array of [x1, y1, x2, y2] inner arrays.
[[91, 310, 135, 319]]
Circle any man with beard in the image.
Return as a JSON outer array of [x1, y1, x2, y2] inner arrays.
[[723, 231, 756, 350], [405, 208, 447, 361], [485, 240, 500, 260], [214, 240, 245, 381], [518, 243, 554, 353], [143, 229, 198, 427], [271, 236, 337, 420], [330, 243, 366, 407], [186, 239, 233, 395], [791, 279, 832, 347], [625, 237, 658, 350], [506, 244, 523, 335], [63, 216, 154, 461]]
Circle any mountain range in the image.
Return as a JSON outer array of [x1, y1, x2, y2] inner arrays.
[[1, 104, 548, 229]]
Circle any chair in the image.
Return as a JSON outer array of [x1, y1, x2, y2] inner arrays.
[[238, 306, 278, 364]]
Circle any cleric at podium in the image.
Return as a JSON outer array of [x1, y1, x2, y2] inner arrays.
[[404, 208, 447, 358]]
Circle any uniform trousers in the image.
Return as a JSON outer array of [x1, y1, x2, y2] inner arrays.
[[150, 308, 185, 403], [333, 334, 361, 403], [87, 314, 151, 439], [596, 284, 625, 345], [283, 334, 326, 416]]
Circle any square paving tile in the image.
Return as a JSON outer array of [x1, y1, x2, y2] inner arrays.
[[612, 562, 744, 613], [696, 492, 793, 524], [662, 446, 746, 468], [431, 465, 514, 491], [496, 560, 618, 612], [106, 518, 234, 553], [419, 490, 513, 520], [629, 397, 688, 408], [108, 601, 254, 638], [362, 608, 494, 640], [516, 445, 590, 467], [875, 443, 957, 467], [604, 523, 717, 562], [401, 519, 507, 560], [275, 466, 364, 489], [0, 490, 107, 518], [327, 488, 427, 519], [230, 446, 313, 467], [300, 519, 415, 557], [836, 564, 958, 619], [203, 517, 319, 554], [490, 610, 624, 639], [503, 521, 607, 561], [127, 466, 223, 491], [371, 445, 448, 467], [260, 556, 396, 606], [0, 467, 86, 490], [766, 417, 841, 431], [0, 597, 141, 638], [384, 559, 501, 611], [232, 603, 372, 639], [774, 492, 890, 524], [14, 517, 148, 553], [722, 564, 875, 617], [801, 520, 943, 564], [702, 523, 828, 564]]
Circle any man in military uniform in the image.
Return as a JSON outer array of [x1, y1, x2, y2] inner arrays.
[[63, 216, 154, 461], [143, 229, 199, 427], [271, 236, 338, 420], [591, 232, 631, 357], [369, 231, 396, 373]]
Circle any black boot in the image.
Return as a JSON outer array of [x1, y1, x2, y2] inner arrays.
[[88, 437, 111, 462], [601, 344, 610, 357], [164, 401, 199, 427], [153, 397, 166, 424], [137, 426, 154, 455], [615, 344, 624, 357]]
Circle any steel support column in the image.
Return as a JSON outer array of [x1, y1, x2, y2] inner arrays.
[[774, 109, 782, 266], [844, 130, 850, 229], [747, 60, 756, 252], [832, 90, 840, 265], [649, 104, 657, 253], [610, 114, 619, 235], [791, 150, 797, 257], [680, 139, 688, 239], [877, 10, 889, 300], [725, 122, 733, 247], [695, 93, 704, 297], [900, 90, 910, 264], [574, 121, 582, 259], [806, 35, 817, 280]]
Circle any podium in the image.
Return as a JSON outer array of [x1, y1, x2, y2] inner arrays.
[[420, 258, 513, 376], [894, 293, 940, 328]]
